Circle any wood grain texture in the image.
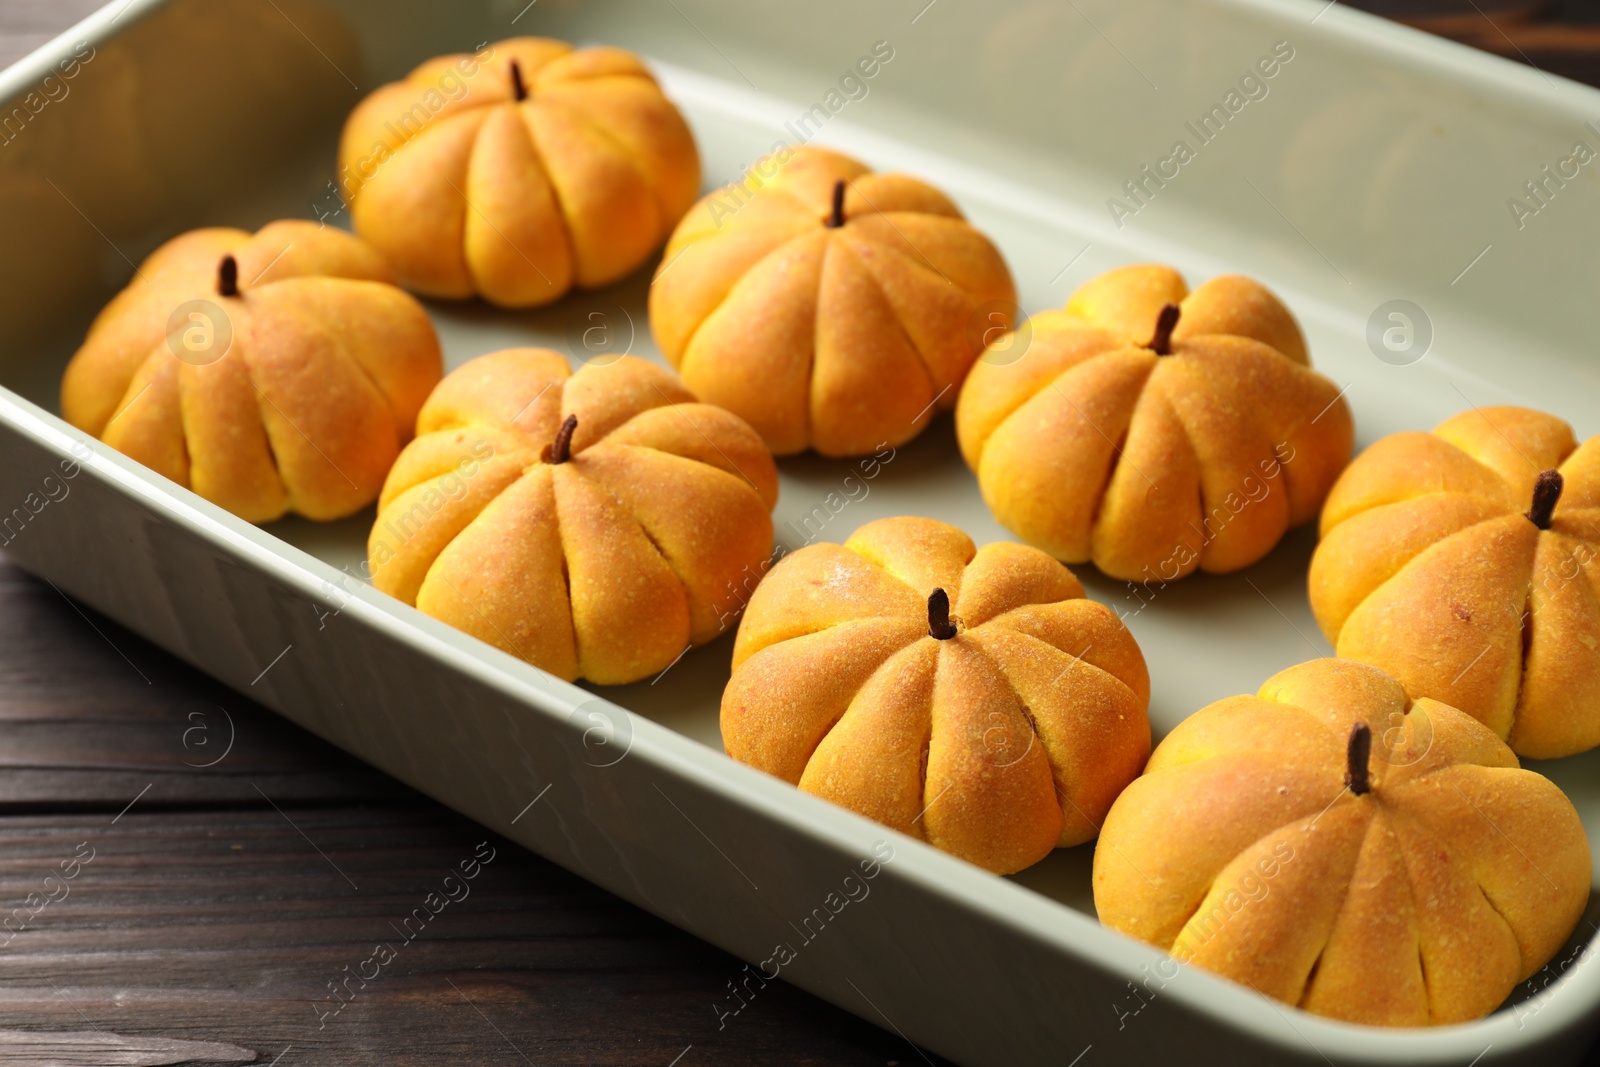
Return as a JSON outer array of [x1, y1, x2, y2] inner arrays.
[[0, 1029, 255, 1065], [1349, 0, 1600, 87], [1, 1, 1597, 1064]]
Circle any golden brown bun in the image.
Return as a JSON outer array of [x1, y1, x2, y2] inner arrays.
[[650, 146, 1016, 457], [723, 516, 1149, 874], [339, 37, 699, 307], [1094, 658, 1590, 1027], [955, 264, 1353, 581], [370, 350, 778, 685], [1311, 405, 1600, 758], [60, 220, 442, 523]]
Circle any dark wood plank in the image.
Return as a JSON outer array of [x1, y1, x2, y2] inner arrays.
[[1348, 0, 1600, 86], [0, 797, 941, 1065]]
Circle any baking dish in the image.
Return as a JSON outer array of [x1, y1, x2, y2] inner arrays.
[[2, 0, 1599, 1061]]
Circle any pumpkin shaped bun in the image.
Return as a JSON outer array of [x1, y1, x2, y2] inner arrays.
[[1311, 405, 1600, 759], [722, 516, 1150, 874], [1095, 658, 1590, 1027], [369, 349, 778, 685], [60, 220, 442, 523], [339, 37, 700, 307], [955, 264, 1354, 581], [650, 146, 1016, 457]]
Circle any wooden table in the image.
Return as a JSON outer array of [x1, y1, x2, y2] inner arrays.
[[2, 2, 1597, 1065]]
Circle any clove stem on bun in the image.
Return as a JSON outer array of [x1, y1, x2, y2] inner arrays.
[[546, 414, 578, 465], [927, 588, 958, 640], [827, 179, 846, 229], [217, 255, 239, 298], [1528, 469, 1564, 530], [1145, 303, 1180, 356], [1345, 721, 1372, 796], [510, 59, 528, 102]]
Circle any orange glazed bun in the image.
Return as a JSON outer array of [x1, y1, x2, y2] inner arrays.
[[370, 350, 777, 685], [956, 264, 1353, 581], [1094, 658, 1590, 1027], [650, 146, 1016, 457], [722, 516, 1149, 874], [60, 220, 441, 523], [339, 37, 699, 307], [1311, 405, 1600, 758]]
